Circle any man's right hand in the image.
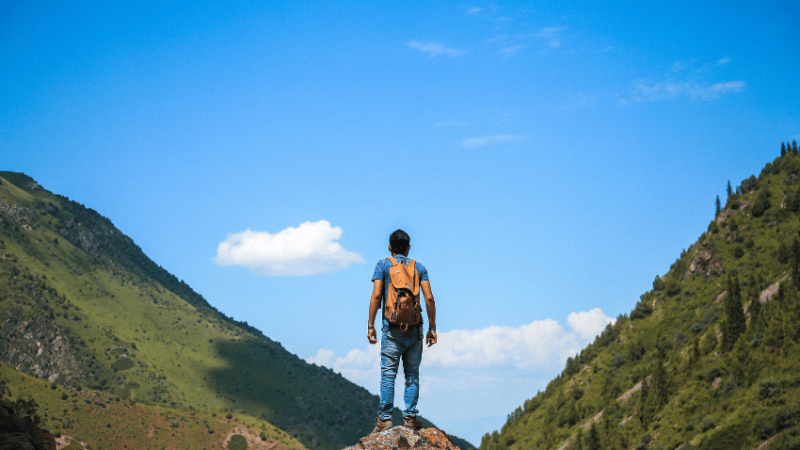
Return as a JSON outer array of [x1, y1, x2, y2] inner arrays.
[[368, 327, 377, 344]]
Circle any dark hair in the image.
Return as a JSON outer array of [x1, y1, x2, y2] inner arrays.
[[389, 229, 410, 254]]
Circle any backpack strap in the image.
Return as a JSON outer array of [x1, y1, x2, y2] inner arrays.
[[388, 257, 398, 266]]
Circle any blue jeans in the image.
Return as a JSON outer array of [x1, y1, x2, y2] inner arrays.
[[378, 327, 423, 420]]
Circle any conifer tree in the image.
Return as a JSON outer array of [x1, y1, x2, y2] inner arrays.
[[727, 180, 732, 198], [791, 235, 800, 287], [723, 275, 747, 351], [782, 142, 787, 157], [586, 423, 601, 450], [638, 378, 656, 429], [575, 428, 583, 450], [715, 195, 721, 217], [793, 140, 799, 154]]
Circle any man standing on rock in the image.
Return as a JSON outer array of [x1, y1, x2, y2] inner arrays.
[[368, 229, 437, 433]]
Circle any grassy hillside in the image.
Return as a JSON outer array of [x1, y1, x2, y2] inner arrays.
[[0, 172, 474, 450], [0, 363, 304, 450], [481, 141, 800, 450]]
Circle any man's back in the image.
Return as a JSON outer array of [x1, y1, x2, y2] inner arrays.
[[367, 229, 436, 433]]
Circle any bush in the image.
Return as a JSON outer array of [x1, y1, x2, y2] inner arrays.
[[228, 434, 248, 450], [700, 415, 715, 432], [111, 358, 135, 371], [759, 379, 784, 400]]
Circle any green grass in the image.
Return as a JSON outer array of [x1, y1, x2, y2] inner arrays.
[[1, 364, 304, 450]]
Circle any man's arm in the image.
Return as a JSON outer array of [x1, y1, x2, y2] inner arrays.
[[421, 280, 437, 346], [368, 279, 383, 344]]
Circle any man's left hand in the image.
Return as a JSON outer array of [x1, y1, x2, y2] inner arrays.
[[426, 329, 437, 347]]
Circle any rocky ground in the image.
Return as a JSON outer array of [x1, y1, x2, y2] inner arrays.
[[344, 426, 460, 450]]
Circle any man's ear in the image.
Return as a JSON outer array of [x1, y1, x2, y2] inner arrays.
[[388, 244, 393, 253]]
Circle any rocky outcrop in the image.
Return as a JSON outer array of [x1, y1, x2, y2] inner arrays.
[[345, 427, 459, 450], [0, 313, 94, 386]]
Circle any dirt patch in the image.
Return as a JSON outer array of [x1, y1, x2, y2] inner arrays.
[[223, 425, 281, 450]]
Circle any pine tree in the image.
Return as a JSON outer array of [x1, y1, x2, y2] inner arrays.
[[782, 142, 787, 157], [727, 180, 732, 198], [749, 295, 763, 331], [586, 423, 601, 450], [723, 275, 747, 351], [794, 140, 799, 154], [638, 378, 656, 429], [715, 195, 721, 217], [791, 235, 800, 287], [651, 338, 670, 408]]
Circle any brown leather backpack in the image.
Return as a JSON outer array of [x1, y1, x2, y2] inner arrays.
[[385, 257, 422, 330]]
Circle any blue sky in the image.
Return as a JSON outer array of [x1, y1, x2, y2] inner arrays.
[[3, 0, 800, 444]]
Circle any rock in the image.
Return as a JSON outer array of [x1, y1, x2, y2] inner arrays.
[[344, 426, 460, 450]]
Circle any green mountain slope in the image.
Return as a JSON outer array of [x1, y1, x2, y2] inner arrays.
[[0, 172, 474, 450], [0, 363, 305, 450], [481, 141, 800, 450]]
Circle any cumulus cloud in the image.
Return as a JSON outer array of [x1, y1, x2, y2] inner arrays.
[[307, 344, 381, 388], [407, 40, 467, 58], [308, 308, 616, 383], [461, 134, 524, 148], [567, 308, 616, 340], [424, 319, 579, 369], [214, 220, 364, 276]]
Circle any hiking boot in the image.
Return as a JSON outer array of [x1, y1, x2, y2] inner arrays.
[[403, 416, 423, 430], [372, 417, 392, 434]]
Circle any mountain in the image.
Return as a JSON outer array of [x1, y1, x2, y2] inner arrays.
[[0, 171, 474, 450], [480, 141, 800, 450]]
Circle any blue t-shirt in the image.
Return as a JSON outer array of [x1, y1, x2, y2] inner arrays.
[[372, 255, 429, 333]]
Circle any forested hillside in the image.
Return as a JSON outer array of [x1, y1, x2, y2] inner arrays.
[[481, 141, 800, 450], [0, 172, 473, 450]]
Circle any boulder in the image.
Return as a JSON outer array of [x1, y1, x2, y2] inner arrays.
[[345, 426, 460, 450]]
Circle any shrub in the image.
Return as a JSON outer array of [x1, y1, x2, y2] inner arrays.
[[111, 358, 135, 371], [228, 434, 248, 450], [759, 379, 784, 400], [700, 415, 715, 432]]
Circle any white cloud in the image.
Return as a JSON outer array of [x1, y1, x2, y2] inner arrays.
[[626, 80, 746, 103], [717, 56, 731, 65], [466, 7, 482, 14], [424, 319, 579, 369], [461, 134, 524, 148], [308, 308, 615, 378], [534, 27, 565, 48], [307, 344, 381, 388], [214, 220, 364, 276], [308, 309, 616, 444], [407, 40, 466, 58], [567, 308, 615, 340]]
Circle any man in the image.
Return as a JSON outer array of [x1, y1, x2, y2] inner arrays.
[[368, 229, 437, 433]]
